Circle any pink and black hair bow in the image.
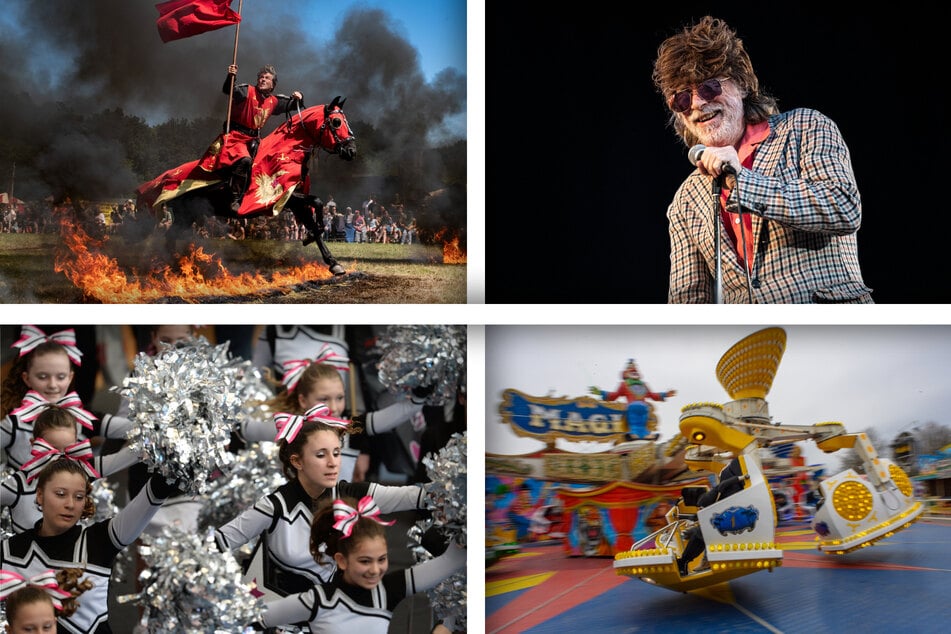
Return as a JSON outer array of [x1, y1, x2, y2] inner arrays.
[[273, 402, 350, 443], [332, 495, 395, 538], [0, 569, 73, 609], [13, 325, 83, 366], [11, 390, 97, 430], [281, 344, 350, 393], [21, 437, 100, 483]]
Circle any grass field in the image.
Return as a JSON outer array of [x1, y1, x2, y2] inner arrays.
[[0, 232, 466, 303]]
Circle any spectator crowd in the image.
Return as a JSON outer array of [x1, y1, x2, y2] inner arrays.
[[1, 192, 421, 246]]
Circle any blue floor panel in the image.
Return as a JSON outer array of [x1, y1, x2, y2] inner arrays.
[[491, 522, 951, 633]]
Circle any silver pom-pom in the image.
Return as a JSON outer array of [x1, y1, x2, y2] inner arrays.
[[428, 572, 467, 631], [113, 337, 241, 495], [81, 478, 119, 527], [422, 432, 467, 545], [197, 442, 286, 534], [87, 480, 130, 600], [222, 356, 274, 430], [416, 432, 467, 630], [0, 506, 11, 541], [375, 325, 466, 405], [118, 526, 263, 633], [1, 465, 13, 540]]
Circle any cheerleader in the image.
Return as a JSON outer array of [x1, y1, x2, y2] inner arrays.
[[1, 407, 138, 534], [252, 495, 465, 633], [0, 568, 90, 634], [280, 354, 430, 438], [1, 458, 182, 633], [251, 325, 433, 482], [1, 326, 130, 469], [239, 356, 430, 481], [214, 407, 428, 598]]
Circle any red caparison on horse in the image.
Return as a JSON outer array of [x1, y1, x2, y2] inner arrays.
[[136, 97, 356, 275]]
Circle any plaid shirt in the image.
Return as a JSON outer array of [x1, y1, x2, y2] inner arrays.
[[667, 108, 873, 303]]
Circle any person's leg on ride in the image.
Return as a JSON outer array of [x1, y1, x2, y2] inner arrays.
[[678, 525, 707, 576]]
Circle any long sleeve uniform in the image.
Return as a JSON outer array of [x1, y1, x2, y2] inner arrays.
[[2, 412, 132, 470], [1, 475, 179, 634], [257, 542, 466, 633], [1, 446, 140, 534], [214, 478, 425, 596], [239, 396, 425, 444]]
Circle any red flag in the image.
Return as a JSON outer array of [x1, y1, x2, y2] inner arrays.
[[155, 0, 240, 43]]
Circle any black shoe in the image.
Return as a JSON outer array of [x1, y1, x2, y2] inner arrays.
[[678, 558, 689, 577]]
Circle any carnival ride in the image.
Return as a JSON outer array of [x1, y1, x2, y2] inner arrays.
[[810, 430, 923, 554], [613, 327, 924, 592], [613, 408, 784, 592]]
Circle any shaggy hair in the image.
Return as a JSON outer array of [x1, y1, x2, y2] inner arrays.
[[652, 16, 778, 146]]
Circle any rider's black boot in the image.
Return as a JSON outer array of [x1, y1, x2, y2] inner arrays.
[[229, 157, 252, 212]]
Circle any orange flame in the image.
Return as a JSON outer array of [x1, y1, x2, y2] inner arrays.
[[442, 236, 466, 264], [433, 227, 466, 264], [54, 217, 335, 303]]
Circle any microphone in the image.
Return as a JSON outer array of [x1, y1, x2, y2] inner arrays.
[[688, 144, 735, 175], [687, 144, 705, 166]]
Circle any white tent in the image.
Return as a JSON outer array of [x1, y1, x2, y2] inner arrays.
[[0, 192, 25, 209]]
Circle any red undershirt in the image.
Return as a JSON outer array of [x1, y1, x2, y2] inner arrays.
[[720, 120, 770, 271]]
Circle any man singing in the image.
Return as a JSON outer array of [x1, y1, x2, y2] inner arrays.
[[653, 16, 873, 303]]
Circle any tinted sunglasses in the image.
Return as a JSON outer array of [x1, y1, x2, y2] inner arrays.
[[670, 78, 725, 113]]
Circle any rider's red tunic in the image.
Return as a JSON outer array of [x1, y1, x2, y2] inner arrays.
[[199, 83, 284, 171]]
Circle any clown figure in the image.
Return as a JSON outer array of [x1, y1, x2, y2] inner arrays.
[[590, 359, 676, 438]]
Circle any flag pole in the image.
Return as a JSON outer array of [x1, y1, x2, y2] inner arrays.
[[224, 0, 244, 133]]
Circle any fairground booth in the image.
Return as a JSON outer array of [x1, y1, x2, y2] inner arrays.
[[487, 370, 708, 558]]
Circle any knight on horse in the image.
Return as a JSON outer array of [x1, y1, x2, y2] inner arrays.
[[136, 89, 356, 275], [203, 63, 304, 212], [135, 94, 355, 272], [136, 11, 357, 276]]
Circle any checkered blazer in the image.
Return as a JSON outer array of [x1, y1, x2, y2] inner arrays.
[[667, 108, 873, 304]]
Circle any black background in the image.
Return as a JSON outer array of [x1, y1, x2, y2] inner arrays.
[[486, 4, 947, 303]]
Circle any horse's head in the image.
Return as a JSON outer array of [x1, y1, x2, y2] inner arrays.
[[307, 96, 356, 161]]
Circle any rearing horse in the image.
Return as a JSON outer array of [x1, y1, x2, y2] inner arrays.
[[136, 97, 356, 274]]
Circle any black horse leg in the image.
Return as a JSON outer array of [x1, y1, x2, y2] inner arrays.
[[313, 231, 345, 275], [289, 194, 345, 275], [164, 204, 185, 255]]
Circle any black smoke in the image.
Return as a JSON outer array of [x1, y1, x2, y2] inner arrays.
[[0, 0, 466, 220]]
